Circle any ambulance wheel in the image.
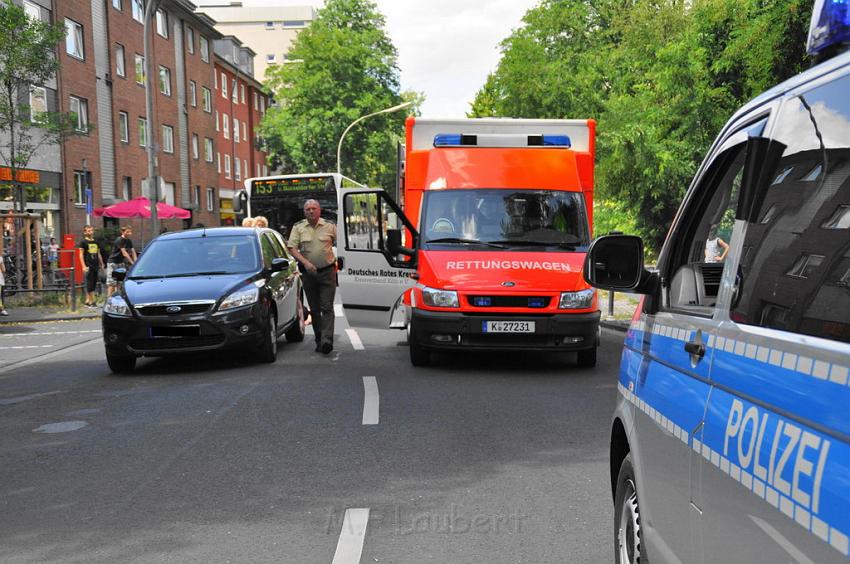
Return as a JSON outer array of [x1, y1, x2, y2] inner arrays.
[[577, 345, 597, 368], [614, 453, 645, 564], [408, 321, 430, 366]]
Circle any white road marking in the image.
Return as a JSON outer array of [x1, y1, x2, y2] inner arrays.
[[331, 508, 370, 564], [0, 338, 101, 377], [345, 329, 364, 351], [0, 390, 65, 406], [362, 377, 379, 425], [0, 345, 54, 350], [0, 330, 102, 338], [334, 303, 344, 317]]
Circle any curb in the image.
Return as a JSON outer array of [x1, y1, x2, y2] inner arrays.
[[0, 313, 100, 326], [600, 319, 629, 333]]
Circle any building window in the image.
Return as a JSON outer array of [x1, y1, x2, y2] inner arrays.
[[222, 113, 229, 139], [69, 96, 88, 132], [265, 21, 274, 30], [118, 111, 129, 142], [65, 19, 84, 60], [256, 163, 261, 177], [207, 188, 214, 212], [29, 86, 46, 121], [158, 66, 171, 96], [242, 125, 247, 142], [215, 110, 219, 131], [263, 165, 268, 176], [132, 0, 143, 23], [114, 44, 126, 77], [221, 74, 228, 98], [283, 20, 306, 27], [122, 176, 132, 200], [138, 117, 147, 146], [194, 185, 201, 207], [73, 171, 89, 205], [162, 125, 174, 153], [216, 151, 221, 172], [134, 54, 145, 85], [786, 253, 825, 279], [155, 9, 168, 38], [232, 79, 238, 103], [243, 159, 248, 179], [260, 96, 265, 113], [24, 1, 39, 19], [189, 80, 197, 107], [253, 91, 258, 110], [266, 54, 276, 64], [192, 133, 199, 159], [200, 36, 209, 63], [205, 138, 213, 163], [233, 118, 239, 143], [235, 158, 241, 181], [186, 26, 195, 54], [822, 205, 850, 230], [112, 0, 122, 10], [241, 84, 246, 104], [202, 87, 211, 112], [224, 154, 231, 178]]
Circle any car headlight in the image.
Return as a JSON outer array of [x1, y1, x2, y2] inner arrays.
[[218, 286, 259, 312], [559, 289, 595, 309], [421, 286, 459, 308], [103, 295, 131, 316]]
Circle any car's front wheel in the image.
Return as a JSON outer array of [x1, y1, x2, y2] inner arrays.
[[614, 453, 645, 564], [258, 313, 278, 363], [106, 352, 136, 374], [285, 292, 306, 343]]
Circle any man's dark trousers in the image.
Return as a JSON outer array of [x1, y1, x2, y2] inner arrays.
[[303, 266, 336, 350]]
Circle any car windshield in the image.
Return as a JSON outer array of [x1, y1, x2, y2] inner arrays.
[[129, 235, 259, 279], [421, 189, 590, 249]]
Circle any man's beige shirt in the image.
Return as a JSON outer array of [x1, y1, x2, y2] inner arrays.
[[288, 218, 336, 269]]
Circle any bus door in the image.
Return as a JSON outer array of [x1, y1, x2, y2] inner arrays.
[[336, 187, 418, 328]]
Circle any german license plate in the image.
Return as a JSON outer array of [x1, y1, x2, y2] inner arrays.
[[482, 321, 535, 333], [150, 325, 200, 338]]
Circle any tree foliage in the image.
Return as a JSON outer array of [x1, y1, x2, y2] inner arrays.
[[0, 0, 80, 211], [261, 0, 416, 189], [471, 0, 813, 251]]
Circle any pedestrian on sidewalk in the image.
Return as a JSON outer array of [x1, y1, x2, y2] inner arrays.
[[77, 225, 104, 308], [0, 255, 7, 316], [287, 199, 337, 354], [106, 226, 137, 298]]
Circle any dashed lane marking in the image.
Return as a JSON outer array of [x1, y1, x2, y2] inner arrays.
[[331, 508, 370, 564], [0, 345, 54, 350], [362, 377, 379, 425], [346, 329, 364, 351], [0, 330, 102, 338], [0, 338, 101, 377]]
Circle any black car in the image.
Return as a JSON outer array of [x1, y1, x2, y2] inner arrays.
[[102, 227, 305, 373]]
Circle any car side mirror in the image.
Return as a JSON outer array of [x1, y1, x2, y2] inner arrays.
[[113, 267, 127, 282], [386, 228, 414, 257], [270, 257, 289, 272], [583, 235, 657, 293]]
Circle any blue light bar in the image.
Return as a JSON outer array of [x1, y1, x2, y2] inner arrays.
[[542, 135, 571, 147], [434, 134, 463, 146], [473, 297, 492, 307], [528, 297, 546, 308], [808, 0, 850, 57]]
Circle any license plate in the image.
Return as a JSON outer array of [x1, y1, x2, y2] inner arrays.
[[482, 321, 535, 333], [150, 325, 200, 338]]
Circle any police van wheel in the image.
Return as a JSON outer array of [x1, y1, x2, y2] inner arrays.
[[614, 453, 644, 564], [408, 322, 430, 366], [577, 346, 597, 368]]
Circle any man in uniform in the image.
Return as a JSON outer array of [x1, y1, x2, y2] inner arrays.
[[287, 199, 337, 354]]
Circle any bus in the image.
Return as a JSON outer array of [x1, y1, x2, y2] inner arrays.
[[233, 173, 365, 238]]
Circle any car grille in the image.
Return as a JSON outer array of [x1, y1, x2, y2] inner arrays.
[[129, 335, 225, 351], [467, 295, 551, 308], [134, 303, 214, 316]]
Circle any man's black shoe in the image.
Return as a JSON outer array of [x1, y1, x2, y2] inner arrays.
[[321, 342, 333, 354], [314, 344, 322, 352]]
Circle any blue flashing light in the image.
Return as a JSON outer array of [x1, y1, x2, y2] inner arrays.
[[542, 135, 571, 147], [528, 297, 546, 308], [473, 297, 492, 307], [434, 134, 463, 146], [808, 0, 850, 57]]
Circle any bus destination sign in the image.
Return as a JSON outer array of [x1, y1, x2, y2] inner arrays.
[[252, 176, 334, 196]]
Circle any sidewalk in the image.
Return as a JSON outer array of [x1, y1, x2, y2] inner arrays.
[[0, 304, 101, 325]]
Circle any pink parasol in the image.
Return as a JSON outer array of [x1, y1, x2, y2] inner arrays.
[[93, 197, 191, 219]]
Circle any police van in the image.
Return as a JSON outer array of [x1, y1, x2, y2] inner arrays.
[[582, 1, 850, 562]]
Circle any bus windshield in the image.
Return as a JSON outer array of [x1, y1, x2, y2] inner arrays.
[[421, 189, 590, 249]]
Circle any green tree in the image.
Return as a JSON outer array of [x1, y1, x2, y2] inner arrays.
[[261, 0, 416, 189], [0, 0, 81, 212]]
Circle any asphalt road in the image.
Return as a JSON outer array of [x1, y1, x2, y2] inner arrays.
[[0, 317, 623, 563]]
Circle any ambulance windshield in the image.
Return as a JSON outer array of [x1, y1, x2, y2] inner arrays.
[[422, 189, 590, 249]]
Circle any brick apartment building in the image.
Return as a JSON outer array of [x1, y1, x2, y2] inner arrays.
[[213, 36, 270, 225]]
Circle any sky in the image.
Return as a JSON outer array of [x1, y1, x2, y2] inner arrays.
[[237, 0, 540, 117]]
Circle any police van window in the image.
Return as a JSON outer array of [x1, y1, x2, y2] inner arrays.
[[664, 144, 747, 314], [731, 73, 850, 344]]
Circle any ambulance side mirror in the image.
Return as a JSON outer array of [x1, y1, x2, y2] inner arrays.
[[583, 235, 657, 294], [385, 229, 416, 266]]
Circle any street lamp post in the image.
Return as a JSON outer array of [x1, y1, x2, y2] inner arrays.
[[143, 0, 164, 238], [336, 101, 413, 176]]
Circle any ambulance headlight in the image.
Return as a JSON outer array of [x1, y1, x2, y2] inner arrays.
[[421, 286, 459, 308], [559, 289, 594, 309]]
